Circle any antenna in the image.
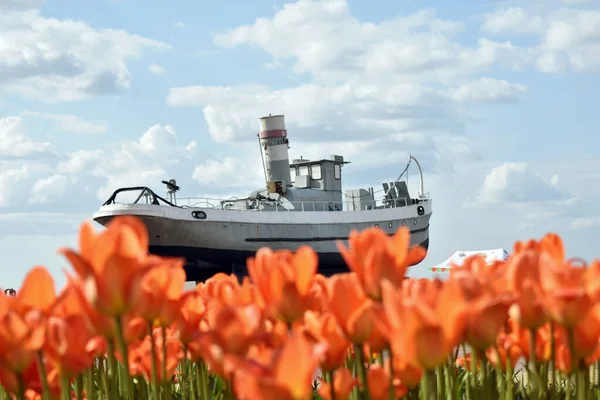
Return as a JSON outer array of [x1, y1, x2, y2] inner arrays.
[[161, 179, 180, 204]]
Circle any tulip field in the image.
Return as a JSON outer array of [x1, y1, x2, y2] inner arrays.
[[1, 215, 600, 400]]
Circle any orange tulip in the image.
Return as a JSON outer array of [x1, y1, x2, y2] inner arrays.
[[307, 275, 329, 313], [303, 311, 350, 372], [198, 273, 263, 308], [129, 326, 183, 381], [505, 251, 548, 329], [485, 319, 524, 370], [539, 259, 593, 328], [189, 302, 263, 377], [0, 267, 56, 376], [317, 368, 356, 400], [464, 294, 513, 351], [247, 246, 318, 324], [367, 364, 409, 400], [328, 273, 373, 344], [60, 216, 179, 317], [10, 266, 56, 315], [380, 279, 466, 370], [132, 263, 186, 327], [232, 331, 327, 400], [44, 314, 94, 379], [173, 290, 206, 345], [584, 259, 600, 301], [337, 226, 426, 300]]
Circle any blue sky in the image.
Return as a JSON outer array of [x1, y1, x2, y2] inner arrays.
[[1, 0, 599, 289]]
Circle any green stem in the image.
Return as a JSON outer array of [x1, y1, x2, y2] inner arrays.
[[568, 328, 578, 399], [181, 345, 189, 400], [471, 349, 478, 399], [354, 343, 370, 399], [86, 365, 95, 400], [16, 373, 26, 400], [35, 351, 51, 400], [481, 357, 489, 400], [443, 358, 453, 400], [325, 371, 336, 400], [98, 357, 109, 399], [549, 322, 556, 400], [420, 369, 436, 400], [147, 321, 159, 400], [462, 344, 472, 400], [114, 316, 133, 400], [194, 362, 203, 400], [107, 340, 119, 400], [202, 362, 210, 400], [60, 374, 70, 400], [388, 348, 395, 400], [529, 328, 538, 394], [576, 368, 586, 400], [436, 365, 445, 400], [585, 365, 591, 398], [161, 326, 168, 395], [188, 358, 197, 400], [506, 355, 514, 400], [75, 374, 83, 400], [492, 345, 505, 399]]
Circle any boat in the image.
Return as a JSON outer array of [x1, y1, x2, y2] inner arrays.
[[92, 114, 433, 281]]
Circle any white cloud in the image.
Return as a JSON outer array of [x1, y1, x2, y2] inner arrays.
[[481, 6, 600, 73], [212, 3, 529, 84], [561, 0, 597, 4], [481, 7, 545, 35], [168, 82, 466, 144], [571, 217, 600, 230], [148, 63, 166, 75], [448, 78, 528, 103], [0, 161, 52, 207], [193, 156, 265, 189], [0, 0, 44, 10], [476, 162, 571, 205], [58, 123, 198, 201], [20, 111, 108, 134], [0, 2, 171, 102], [30, 174, 70, 204], [0, 116, 55, 157]]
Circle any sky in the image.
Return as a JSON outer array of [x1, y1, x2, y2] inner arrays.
[[1, 0, 599, 289]]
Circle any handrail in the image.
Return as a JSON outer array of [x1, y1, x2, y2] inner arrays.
[[409, 154, 426, 199], [102, 186, 180, 207], [101, 187, 431, 213]]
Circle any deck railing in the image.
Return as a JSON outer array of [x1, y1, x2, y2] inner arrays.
[[178, 197, 418, 211], [103, 186, 430, 213]]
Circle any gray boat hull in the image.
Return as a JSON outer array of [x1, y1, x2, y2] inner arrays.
[[93, 201, 432, 280]]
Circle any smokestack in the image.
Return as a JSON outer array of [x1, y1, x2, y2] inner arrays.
[[258, 114, 291, 192]]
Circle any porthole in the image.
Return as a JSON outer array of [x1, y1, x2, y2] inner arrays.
[[401, 221, 406, 226], [413, 219, 417, 225], [192, 211, 207, 220], [388, 222, 392, 228], [374, 223, 379, 228], [417, 205, 425, 216]]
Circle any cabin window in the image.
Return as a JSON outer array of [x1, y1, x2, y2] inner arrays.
[[311, 164, 322, 180], [298, 165, 309, 176], [289, 167, 296, 183], [334, 164, 341, 180]]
